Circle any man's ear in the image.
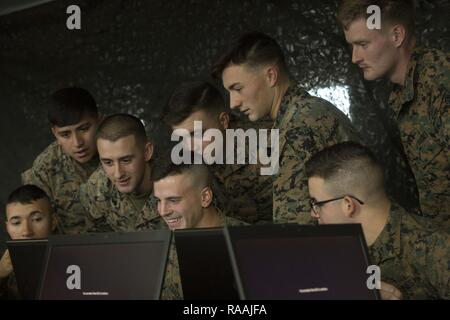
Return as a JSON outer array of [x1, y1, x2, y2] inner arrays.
[[144, 142, 154, 161], [390, 24, 406, 48], [51, 127, 60, 143], [265, 65, 279, 88], [200, 186, 213, 208], [218, 112, 230, 130], [342, 196, 357, 218]]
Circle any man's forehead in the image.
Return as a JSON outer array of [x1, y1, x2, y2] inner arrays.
[[172, 110, 211, 131], [97, 135, 137, 153], [155, 173, 193, 194], [6, 200, 50, 219], [344, 18, 381, 42], [53, 115, 96, 131], [222, 63, 254, 83]]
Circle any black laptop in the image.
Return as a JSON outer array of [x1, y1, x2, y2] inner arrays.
[[38, 230, 171, 300], [174, 228, 239, 300], [6, 239, 48, 299], [224, 223, 380, 300]]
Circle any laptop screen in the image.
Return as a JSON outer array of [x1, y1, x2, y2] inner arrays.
[[6, 239, 48, 300], [39, 231, 171, 300], [225, 224, 378, 300], [174, 228, 239, 300]]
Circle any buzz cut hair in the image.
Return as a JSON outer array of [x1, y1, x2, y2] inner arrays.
[[96, 113, 149, 146], [305, 141, 385, 200], [152, 155, 212, 190]]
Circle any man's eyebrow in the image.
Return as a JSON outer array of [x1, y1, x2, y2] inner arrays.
[[76, 121, 91, 129], [29, 210, 44, 217], [228, 83, 240, 91]]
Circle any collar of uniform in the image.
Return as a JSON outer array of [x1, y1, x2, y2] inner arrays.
[[133, 195, 161, 229], [388, 47, 423, 117], [274, 83, 309, 128], [370, 201, 403, 262], [57, 143, 99, 180]]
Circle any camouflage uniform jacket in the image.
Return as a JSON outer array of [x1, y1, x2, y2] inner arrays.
[[388, 47, 449, 228], [212, 116, 273, 224], [160, 213, 247, 300], [21, 141, 99, 234], [369, 201, 450, 299], [79, 167, 161, 233], [273, 83, 360, 224]]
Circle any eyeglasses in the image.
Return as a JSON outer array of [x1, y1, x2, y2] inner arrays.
[[309, 195, 364, 216]]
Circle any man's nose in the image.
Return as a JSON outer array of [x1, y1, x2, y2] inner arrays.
[[73, 132, 84, 148], [159, 201, 171, 217], [229, 92, 242, 110], [113, 163, 124, 179], [352, 46, 363, 64], [21, 221, 33, 238]]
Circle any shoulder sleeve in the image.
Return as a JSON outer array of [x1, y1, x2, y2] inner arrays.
[[21, 143, 61, 198], [424, 232, 450, 299]]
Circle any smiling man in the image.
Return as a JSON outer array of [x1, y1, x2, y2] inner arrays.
[[338, 0, 449, 227], [0, 185, 56, 299], [21, 87, 100, 234], [80, 114, 161, 232], [153, 160, 246, 300], [212, 31, 359, 224]]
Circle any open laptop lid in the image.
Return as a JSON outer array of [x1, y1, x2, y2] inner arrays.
[[224, 223, 380, 300], [174, 228, 239, 300], [6, 239, 48, 300], [38, 230, 171, 300]]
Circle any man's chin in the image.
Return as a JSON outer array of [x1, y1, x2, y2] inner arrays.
[[72, 152, 94, 163], [115, 184, 134, 194], [247, 113, 260, 122]]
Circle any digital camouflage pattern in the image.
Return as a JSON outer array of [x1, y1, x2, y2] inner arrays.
[[212, 117, 273, 224], [388, 47, 449, 228], [79, 167, 162, 233], [273, 83, 360, 224], [21, 141, 99, 234], [369, 201, 450, 299], [160, 213, 247, 300]]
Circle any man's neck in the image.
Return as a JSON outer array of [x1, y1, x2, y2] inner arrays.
[[196, 206, 222, 228], [134, 162, 153, 196], [389, 39, 416, 86], [360, 196, 391, 246], [269, 77, 291, 120]]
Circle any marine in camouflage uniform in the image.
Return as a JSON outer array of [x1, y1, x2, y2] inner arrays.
[[273, 83, 360, 224], [22, 141, 99, 234], [79, 166, 161, 233], [160, 213, 248, 300], [369, 201, 449, 299], [388, 48, 449, 228], [212, 116, 274, 224]]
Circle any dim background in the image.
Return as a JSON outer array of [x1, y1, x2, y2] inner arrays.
[[0, 0, 449, 243]]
